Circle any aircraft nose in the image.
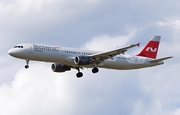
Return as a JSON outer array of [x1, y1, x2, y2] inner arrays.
[[8, 49, 16, 56]]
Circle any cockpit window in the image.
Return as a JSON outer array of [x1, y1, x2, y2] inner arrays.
[[14, 46, 23, 48]]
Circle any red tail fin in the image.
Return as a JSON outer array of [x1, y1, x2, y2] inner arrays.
[[137, 36, 161, 59]]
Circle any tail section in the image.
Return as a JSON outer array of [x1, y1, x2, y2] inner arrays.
[[137, 36, 161, 59]]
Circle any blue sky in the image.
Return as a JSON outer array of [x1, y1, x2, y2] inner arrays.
[[0, 0, 180, 115]]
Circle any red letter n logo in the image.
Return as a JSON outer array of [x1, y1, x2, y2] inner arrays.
[[146, 47, 157, 52]]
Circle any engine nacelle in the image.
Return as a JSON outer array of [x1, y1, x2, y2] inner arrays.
[[74, 56, 92, 65], [51, 63, 71, 72]]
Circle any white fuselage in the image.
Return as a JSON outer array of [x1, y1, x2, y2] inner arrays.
[[8, 43, 163, 70]]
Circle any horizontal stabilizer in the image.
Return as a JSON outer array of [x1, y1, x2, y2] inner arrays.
[[149, 56, 173, 63]]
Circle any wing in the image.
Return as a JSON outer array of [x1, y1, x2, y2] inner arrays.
[[90, 43, 140, 64]]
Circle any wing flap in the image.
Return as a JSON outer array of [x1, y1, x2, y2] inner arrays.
[[149, 56, 173, 63]]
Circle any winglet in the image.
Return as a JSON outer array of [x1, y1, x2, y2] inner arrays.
[[136, 43, 140, 47]]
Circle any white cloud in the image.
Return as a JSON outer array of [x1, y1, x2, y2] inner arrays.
[[0, 63, 141, 115], [0, 0, 103, 48], [0, 64, 76, 115], [172, 108, 180, 115], [155, 19, 180, 59], [157, 19, 180, 39], [158, 20, 180, 29], [82, 28, 138, 51], [0, 0, 101, 23]]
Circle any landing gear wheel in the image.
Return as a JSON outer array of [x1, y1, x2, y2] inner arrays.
[[25, 65, 29, 69], [25, 59, 29, 69], [76, 72, 83, 78], [92, 67, 99, 73]]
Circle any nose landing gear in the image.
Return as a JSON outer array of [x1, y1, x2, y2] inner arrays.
[[25, 59, 29, 69]]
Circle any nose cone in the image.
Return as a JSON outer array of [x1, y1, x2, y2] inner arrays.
[[8, 49, 16, 57]]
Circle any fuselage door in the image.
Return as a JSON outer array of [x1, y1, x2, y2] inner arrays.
[[28, 44, 33, 53], [59, 47, 64, 56]]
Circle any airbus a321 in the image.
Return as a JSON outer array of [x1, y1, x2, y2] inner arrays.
[[8, 36, 173, 78]]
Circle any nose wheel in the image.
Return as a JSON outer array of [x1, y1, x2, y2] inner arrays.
[[25, 65, 29, 69], [25, 59, 29, 69]]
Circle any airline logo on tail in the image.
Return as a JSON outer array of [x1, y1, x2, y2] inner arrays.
[[146, 47, 158, 52], [137, 36, 160, 59]]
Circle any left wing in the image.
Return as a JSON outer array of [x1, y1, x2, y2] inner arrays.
[[90, 43, 140, 64]]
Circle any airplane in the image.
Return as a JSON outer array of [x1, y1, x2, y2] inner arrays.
[[8, 36, 173, 78]]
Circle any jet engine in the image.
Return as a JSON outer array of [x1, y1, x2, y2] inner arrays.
[[74, 56, 92, 65], [51, 63, 71, 72]]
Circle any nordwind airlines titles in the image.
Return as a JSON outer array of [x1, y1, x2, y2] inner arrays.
[[8, 36, 173, 78]]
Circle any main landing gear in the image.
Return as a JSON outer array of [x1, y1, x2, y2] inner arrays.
[[76, 72, 83, 78], [76, 67, 99, 78], [76, 68, 83, 78], [25, 59, 29, 69], [92, 67, 99, 73]]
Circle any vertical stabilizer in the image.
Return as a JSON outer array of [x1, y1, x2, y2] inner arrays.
[[137, 36, 160, 59]]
